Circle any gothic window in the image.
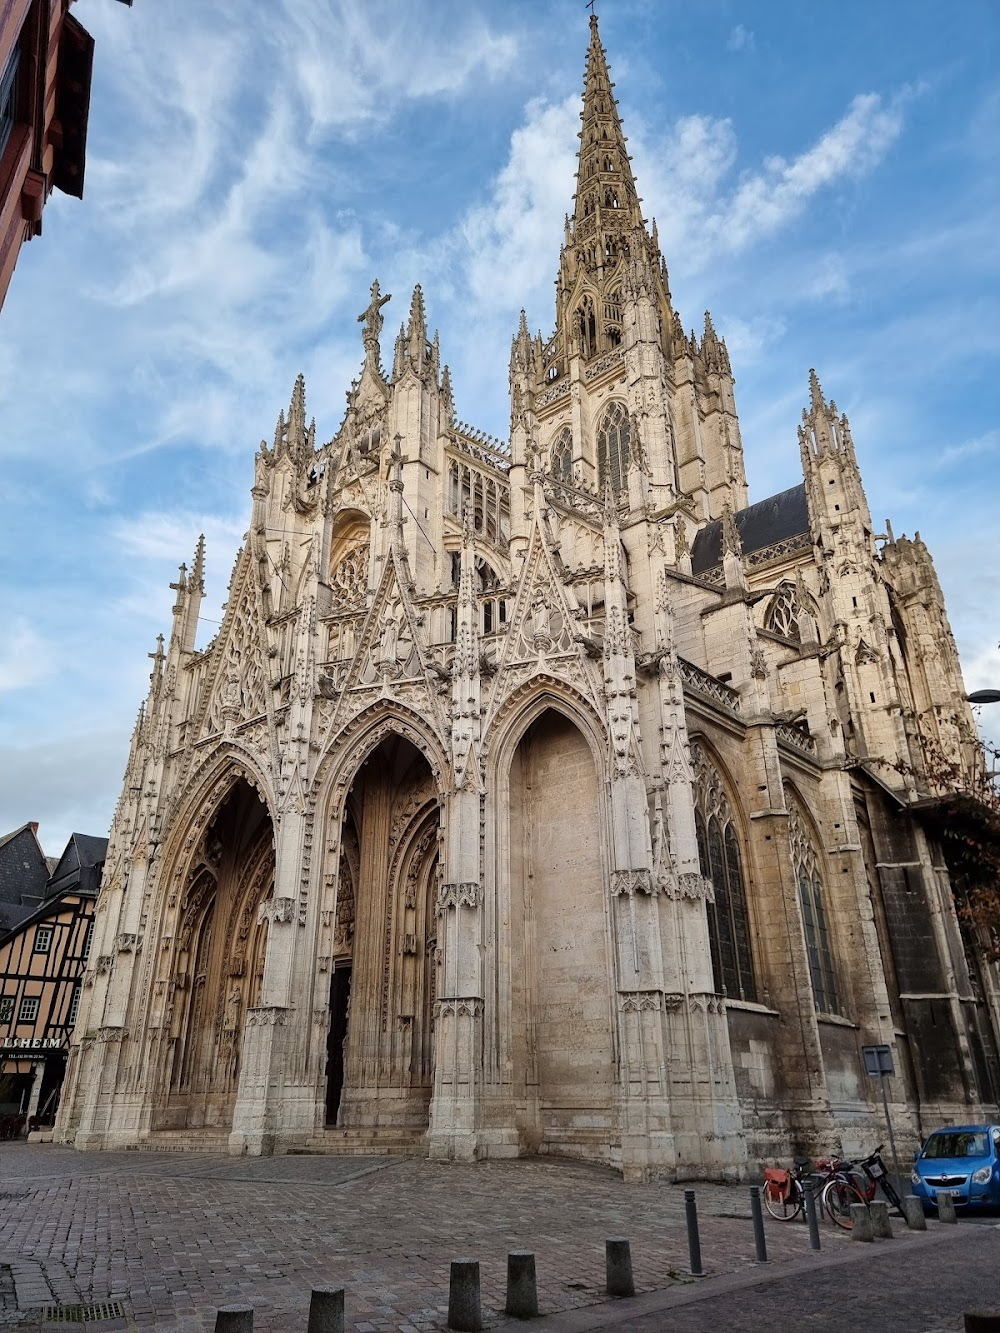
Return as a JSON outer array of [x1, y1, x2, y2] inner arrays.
[[550, 427, 573, 483], [597, 401, 631, 494], [765, 582, 800, 640], [691, 743, 757, 1001], [787, 792, 840, 1014]]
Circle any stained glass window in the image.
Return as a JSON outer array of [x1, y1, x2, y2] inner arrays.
[[597, 402, 630, 495], [691, 743, 757, 1001]]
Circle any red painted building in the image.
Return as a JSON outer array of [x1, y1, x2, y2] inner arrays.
[[0, 0, 98, 311]]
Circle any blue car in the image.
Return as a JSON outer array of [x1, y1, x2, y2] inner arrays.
[[911, 1125, 1000, 1210]]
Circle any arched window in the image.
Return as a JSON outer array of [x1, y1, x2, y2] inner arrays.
[[597, 401, 631, 494], [550, 427, 573, 483], [691, 743, 757, 1001], [786, 791, 840, 1014], [765, 582, 800, 640]]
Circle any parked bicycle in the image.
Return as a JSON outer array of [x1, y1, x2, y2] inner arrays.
[[854, 1144, 904, 1214], [762, 1144, 904, 1230], [762, 1155, 863, 1227]]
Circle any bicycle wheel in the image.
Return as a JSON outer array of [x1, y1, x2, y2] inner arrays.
[[763, 1178, 802, 1221], [822, 1177, 867, 1229]]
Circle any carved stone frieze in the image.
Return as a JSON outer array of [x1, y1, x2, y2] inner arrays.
[[436, 881, 479, 912], [669, 872, 715, 903], [245, 1006, 288, 1027], [258, 896, 296, 925], [435, 997, 484, 1019], [610, 868, 654, 897]]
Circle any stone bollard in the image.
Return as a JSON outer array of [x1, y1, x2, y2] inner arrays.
[[308, 1286, 345, 1333], [605, 1238, 635, 1298], [684, 1189, 703, 1276], [448, 1259, 483, 1332], [936, 1190, 959, 1224], [215, 1306, 254, 1333], [749, 1186, 768, 1263], [869, 1200, 893, 1239], [964, 1312, 1000, 1332], [850, 1203, 873, 1241], [506, 1251, 538, 1320], [902, 1195, 927, 1231]]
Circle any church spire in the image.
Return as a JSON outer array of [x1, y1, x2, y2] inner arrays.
[[574, 13, 642, 234]]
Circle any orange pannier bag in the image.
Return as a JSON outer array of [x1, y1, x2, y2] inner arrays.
[[764, 1167, 791, 1200]]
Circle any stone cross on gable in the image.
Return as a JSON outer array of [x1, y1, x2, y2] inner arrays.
[[358, 280, 391, 356]]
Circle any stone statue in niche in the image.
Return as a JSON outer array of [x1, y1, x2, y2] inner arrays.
[[530, 588, 551, 646], [376, 609, 402, 672]]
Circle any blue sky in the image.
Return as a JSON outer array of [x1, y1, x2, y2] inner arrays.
[[1, 0, 998, 854]]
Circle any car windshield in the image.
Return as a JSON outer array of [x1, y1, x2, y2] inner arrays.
[[921, 1131, 990, 1159]]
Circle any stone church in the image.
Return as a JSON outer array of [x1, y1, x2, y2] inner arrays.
[[56, 17, 1000, 1177]]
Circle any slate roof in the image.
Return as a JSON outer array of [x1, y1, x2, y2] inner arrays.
[[690, 483, 811, 575], [0, 824, 50, 934], [46, 833, 109, 898]]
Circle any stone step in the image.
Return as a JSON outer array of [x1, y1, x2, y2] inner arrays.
[[294, 1127, 429, 1156]]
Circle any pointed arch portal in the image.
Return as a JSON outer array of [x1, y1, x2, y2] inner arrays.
[[329, 732, 440, 1130], [507, 708, 614, 1149], [157, 778, 274, 1133]]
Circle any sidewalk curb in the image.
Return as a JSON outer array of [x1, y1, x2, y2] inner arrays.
[[505, 1221, 978, 1330]]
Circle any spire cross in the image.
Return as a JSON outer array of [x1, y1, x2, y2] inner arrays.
[[586, 0, 597, 13]]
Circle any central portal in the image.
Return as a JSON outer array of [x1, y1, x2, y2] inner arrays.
[[508, 709, 615, 1154], [328, 734, 439, 1131]]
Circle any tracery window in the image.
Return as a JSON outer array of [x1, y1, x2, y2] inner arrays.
[[550, 427, 573, 483], [597, 401, 631, 494], [765, 582, 800, 641], [787, 792, 840, 1014], [691, 743, 757, 1001]]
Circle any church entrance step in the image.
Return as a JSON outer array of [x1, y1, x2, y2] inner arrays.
[[294, 1126, 428, 1156]]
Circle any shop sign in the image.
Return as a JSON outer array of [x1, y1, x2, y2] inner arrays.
[[0, 1037, 64, 1052]]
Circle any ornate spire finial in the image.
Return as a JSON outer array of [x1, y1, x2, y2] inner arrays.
[[191, 534, 206, 595], [573, 10, 642, 235]]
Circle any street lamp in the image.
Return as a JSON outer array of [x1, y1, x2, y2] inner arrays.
[[967, 691, 1000, 705]]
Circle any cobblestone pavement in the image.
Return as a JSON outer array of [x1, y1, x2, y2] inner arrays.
[[0, 1144, 989, 1331]]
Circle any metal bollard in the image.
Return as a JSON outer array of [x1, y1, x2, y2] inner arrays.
[[605, 1237, 635, 1298], [936, 1190, 958, 1224], [749, 1186, 768, 1262], [215, 1307, 253, 1333], [850, 1203, 873, 1241], [804, 1184, 821, 1251], [902, 1195, 928, 1231], [869, 1200, 893, 1239], [448, 1259, 483, 1332], [308, 1286, 345, 1333], [684, 1189, 703, 1276], [505, 1251, 538, 1320], [964, 1312, 1000, 1332]]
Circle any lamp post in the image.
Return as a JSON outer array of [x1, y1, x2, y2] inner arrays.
[[968, 690, 1000, 705]]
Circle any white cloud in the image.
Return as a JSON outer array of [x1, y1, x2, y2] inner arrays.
[[0, 621, 54, 694], [632, 93, 906, 275], [727, 25, 755, 54], [461, 94, 581, 315]]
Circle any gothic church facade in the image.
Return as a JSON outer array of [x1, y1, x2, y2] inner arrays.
[[56, 19, 1000, 1177]]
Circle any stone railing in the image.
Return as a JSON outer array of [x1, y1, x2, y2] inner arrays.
[[745, 532, 812, 569], [678, 658, 742, 715], [775, 719, 817, 756]]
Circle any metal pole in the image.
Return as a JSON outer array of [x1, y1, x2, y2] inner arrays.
[[879, 1071, 903, 1201], [684, 1189, 703, 1276], [749, 1186, 768, 1262], [804, 1183, 821, 1251]]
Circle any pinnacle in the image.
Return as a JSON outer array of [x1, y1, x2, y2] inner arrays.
[[808, 368, 825, 411]]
